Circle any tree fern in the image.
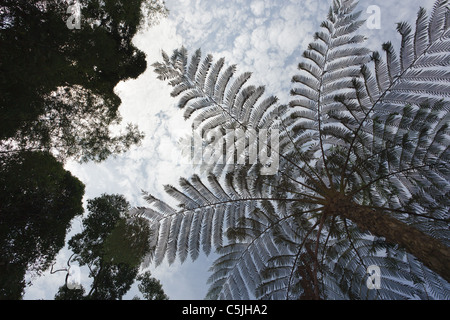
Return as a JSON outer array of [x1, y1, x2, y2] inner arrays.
[[142, 0, 450, 299]]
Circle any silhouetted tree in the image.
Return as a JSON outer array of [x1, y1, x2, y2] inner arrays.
[[55, 194, 167, 300], [0, 151, 85, 299], [0, 0, 168, 162]]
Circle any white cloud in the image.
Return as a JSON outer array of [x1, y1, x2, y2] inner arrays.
[[250, 0, 266, 16]]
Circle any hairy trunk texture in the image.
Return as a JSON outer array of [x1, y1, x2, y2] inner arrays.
[[332, 202, 450, 283]]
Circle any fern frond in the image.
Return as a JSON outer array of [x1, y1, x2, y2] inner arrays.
[[289, 0, 371, 181]]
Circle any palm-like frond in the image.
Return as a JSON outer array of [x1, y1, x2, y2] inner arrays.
[[152, 47, 285, 176], [143, 0, 450, 300], [135, 171, 277, 266], [329, 0, 450, 243], [153, 48, 280, 129]]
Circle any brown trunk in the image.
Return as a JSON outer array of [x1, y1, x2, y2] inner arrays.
[[332, 202, 450, 283]]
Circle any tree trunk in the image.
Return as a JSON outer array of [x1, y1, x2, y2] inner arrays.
[[333, 202, 450, 283]]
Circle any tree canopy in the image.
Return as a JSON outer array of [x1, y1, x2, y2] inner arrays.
[[54, 194, 167, 300], [0, 0, 167, 162], [0, 0, 169, 300], [0, 151, 85, 299]]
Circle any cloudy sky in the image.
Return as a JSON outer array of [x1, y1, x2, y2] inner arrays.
[[23, 0, 436, 300]]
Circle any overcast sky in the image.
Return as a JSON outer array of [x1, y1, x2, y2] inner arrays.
[[23, 0, 437, 300]]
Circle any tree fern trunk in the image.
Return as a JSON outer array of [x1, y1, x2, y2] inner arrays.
[[333, 202, 450, 283]]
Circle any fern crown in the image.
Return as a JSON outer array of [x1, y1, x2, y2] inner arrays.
[[142, 0, 450, 300]]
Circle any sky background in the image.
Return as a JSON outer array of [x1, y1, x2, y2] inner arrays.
[[23, 0, 436, 300]]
